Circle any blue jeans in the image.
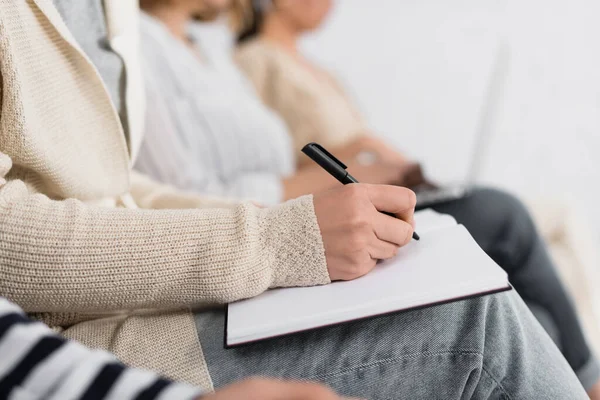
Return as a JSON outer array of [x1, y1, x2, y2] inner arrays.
[[195, 291, 586, 399], [431, 187, 599, 389]]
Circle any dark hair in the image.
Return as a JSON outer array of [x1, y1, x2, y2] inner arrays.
[[236, 0, 265, 43]]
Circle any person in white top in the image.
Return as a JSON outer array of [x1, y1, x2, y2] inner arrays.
[[134, 3, 411, 205]]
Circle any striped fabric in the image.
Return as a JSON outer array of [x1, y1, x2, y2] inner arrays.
[[134, 13, 295, 205], [0, 298, 202, 400]]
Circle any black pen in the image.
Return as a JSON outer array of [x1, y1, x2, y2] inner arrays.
[[302, 142, 420, 241]]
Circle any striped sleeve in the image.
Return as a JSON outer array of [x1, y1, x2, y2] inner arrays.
[[0, 298, 203, 400]]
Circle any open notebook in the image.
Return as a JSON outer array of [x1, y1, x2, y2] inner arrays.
[[226, 210, 511, 347]]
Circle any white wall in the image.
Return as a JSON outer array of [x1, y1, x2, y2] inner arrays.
[[300, 0, 600, 241]]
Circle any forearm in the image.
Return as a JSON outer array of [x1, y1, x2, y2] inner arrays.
[[0, 298, 202, 399], [133, 163, 288, 207], [325, 136, 409, 168], [282, 166, 341, 200], [129, 170, 239, 210], [0, 180, 330, 314]]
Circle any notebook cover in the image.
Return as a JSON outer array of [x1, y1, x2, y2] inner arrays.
[[224, 284, 512, 349]]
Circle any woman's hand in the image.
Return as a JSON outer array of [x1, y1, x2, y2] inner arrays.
[[283, 161, 409, 200], [332, 135, 408, 167], [313, 184, 416, 281], [332, 137, 434, 189], [345, 161, 407, 186], [201, 378, 358, 400]]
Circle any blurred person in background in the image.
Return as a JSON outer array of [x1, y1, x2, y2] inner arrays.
[[135, 0, 414, 203], [0, 1, 588, 399], [233, 0, 410, 166], [134, 0, 600, 395]]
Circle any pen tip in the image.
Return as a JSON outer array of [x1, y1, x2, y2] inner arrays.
[[413, 232, 420, 241]]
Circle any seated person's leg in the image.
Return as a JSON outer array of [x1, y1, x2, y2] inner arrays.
[[527, 302, 562, 346], [196, 291, 586, 399], [432, 187, 599, 390]]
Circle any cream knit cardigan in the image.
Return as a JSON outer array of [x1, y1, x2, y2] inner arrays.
[[0, 0, 330, 390]]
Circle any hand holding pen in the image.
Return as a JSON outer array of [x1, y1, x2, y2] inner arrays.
[[304, 143, 419, 281], [303, 142, 420, 242]]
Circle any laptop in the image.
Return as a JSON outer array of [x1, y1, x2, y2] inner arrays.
[[414, 43, 510, 209]]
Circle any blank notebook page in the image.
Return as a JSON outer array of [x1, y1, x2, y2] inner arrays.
[[412, 209, 457, 233], [227, 224, 509, 346]]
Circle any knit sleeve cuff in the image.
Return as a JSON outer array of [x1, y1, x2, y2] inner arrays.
[[258, 195, 331, 288]]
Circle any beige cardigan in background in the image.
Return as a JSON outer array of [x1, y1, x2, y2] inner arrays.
[[0, 0, 330, 390], [236, 38, 368, 156], [236, 35, 600, 358]]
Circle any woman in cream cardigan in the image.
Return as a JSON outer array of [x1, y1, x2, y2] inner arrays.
[[0, 0, 589, 398]]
